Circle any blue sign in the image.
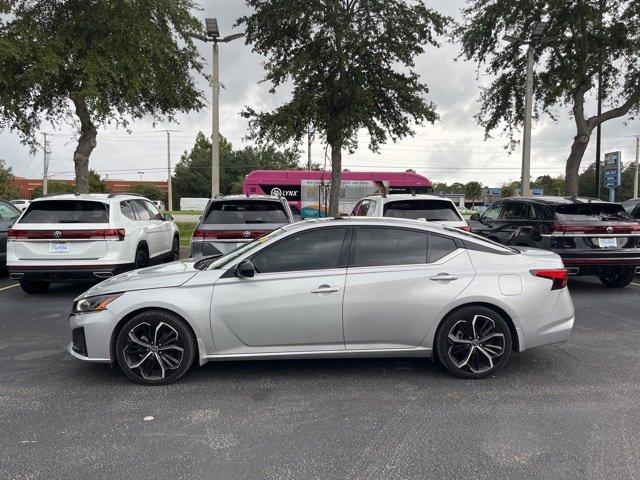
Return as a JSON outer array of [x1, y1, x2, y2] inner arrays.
[[603, 151, 622, 189]]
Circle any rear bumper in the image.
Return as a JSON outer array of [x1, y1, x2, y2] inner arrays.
[[8, 263, 133, 282], [559, 256, 640, 276]]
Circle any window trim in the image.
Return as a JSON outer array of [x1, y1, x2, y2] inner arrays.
[[248, 226, 352, 275]]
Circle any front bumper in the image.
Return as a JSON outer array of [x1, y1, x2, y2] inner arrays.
[[68, 309, 115, 362], [8, 263, 133, 282]]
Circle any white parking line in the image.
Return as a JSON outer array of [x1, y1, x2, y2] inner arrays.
[[0, 284, 19, 292]]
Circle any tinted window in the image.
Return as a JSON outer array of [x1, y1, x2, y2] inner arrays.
[[144, 201, 162, 220], [482, 203, 503, 221], [132, 200, 152, 221], [352, 227, 428, 267], [203, 200, 288, 225], [429, 235, 458, 262], [120, 201, 137, 220], [19, 200, 108, 224], [623, 201, 640, 216], [0, 202, 20, 220], [502, 202, 527, 220], [554, 203, 634, 223], [383, 200, 461, 221], [252, 228, 346, 273]]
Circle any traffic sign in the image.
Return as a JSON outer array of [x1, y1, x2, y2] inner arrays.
[[603, 151, 622, 202]]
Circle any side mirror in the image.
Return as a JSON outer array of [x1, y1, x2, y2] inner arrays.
[[235, 260, 255, 278], [470, 213, 480, 221], [163, 213, 174, 221]]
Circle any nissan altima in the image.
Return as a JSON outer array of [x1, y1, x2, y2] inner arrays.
[[68, 217, 574, 385]]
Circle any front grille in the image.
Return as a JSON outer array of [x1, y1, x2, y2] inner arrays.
[[72, 327, 87, 356]]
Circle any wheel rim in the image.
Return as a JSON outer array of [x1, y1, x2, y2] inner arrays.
[[445, 315, 506, 374], [122, 322, 184, 380]]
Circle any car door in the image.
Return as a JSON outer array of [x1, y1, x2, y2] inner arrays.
[[471, 202, 503, 240], [342, 226, 475, 350], [143, 200, 172, 253], [131, 200, 162, 256], [210, 227, 350, 354]]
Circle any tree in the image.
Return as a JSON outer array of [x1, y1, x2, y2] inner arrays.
[[501, 183, 515, 198], [172, 132, 301, 204], [238, 0, 448, 216], [533, 175, 565, 196], [0, 1, 205, 193], [88, 170, 109, 194], [129, 183, 165, 202], [31, 180, 75, 199], [0, 160, 20, 200], [457, 0, 640, 196], [464, 181, 482, 205]]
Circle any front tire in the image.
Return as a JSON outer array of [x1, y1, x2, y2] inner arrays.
[[134, 246, 149, 270], [20, 280, 50, 294], [115, 310, 196, 385], [598, 270, 635, 288], [435, 306, 512, 379], [169, 236, 180, 262]]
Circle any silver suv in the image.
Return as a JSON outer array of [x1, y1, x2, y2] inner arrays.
[[190, 195, 294, 257]]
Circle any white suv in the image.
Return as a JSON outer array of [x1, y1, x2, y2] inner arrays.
[[7, 193, 179, 293], [351, 194, 470, 230]]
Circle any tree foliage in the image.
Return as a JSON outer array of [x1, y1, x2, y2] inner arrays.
[[0, 160, 20, 200], [238, 0, 448, 215], [0, 0, 206, 193], [456, 0, 640, 195], [172, 132, 301, 204], [129, 183, 166, 202], [464, 181, 483, 203]]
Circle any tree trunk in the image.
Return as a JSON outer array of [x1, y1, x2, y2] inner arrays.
[[564, 131, 591, 196], [328, 143, 342, 217], [71, 95, 97, 194]]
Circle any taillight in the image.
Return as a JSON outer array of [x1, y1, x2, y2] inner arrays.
[[7, 229, 125, 241], [8, 229, 27, 240], [456, 225, 472, 232], [102, 229, 126, 241], [192, 229, 205, 239], [191, 229, 270, 240], [530, 268, 569, 290]]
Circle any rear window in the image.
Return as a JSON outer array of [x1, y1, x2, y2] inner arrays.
[[383, 200, 462, 221], [202, 200, 288, 225], [19, 200, 109, 224], [554, 203, 634, 223]]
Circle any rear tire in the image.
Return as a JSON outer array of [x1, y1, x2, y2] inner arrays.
[[134, 246, 149, 270], [598, 270, 635, 288], [20, 280, 50, 294], [435, 306, 512, 379], [115, 310, 196, 385]]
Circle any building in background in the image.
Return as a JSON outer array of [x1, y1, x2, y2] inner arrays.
[[11, 177, 168, 199]]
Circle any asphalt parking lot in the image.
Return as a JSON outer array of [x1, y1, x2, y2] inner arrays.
[[1, 276, 640, 480]]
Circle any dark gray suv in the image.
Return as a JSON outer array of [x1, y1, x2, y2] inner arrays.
[[190, 195, 294, 258]]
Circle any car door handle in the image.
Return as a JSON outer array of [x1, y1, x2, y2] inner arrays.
[[311, 285, 340, 294], [429, 273, 458, 282]]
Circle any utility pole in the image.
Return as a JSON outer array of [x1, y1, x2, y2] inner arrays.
[[521, 45, 534, 198], [166, 131, 173, 211], [307, 126, 312, 170], [42, 133, 51, 195], [634, 136, 639, 199], [594, 69, 603, 199]]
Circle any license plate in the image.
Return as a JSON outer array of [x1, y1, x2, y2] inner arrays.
[[597, 238, 617, 248], [49, 242, 70, 253]]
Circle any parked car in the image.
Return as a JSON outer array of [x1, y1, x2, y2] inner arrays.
[[351, 194, 470, 230], [190, 195, 294, 257], [69, 217, 574, 385], [468, 196, 640, 288], [0, 200, 21, 272], [622, 198, 640, 219], [10, 199, 31, 212], [7, 193, 179, 293]]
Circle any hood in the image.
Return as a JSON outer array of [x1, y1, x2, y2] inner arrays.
[[80, 259, 201, 298]]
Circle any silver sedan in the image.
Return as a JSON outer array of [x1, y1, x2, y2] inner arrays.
[[68, 217, 574, 385]]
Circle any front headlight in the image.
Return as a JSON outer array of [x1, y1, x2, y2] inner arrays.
[[72, 293, 123, 314]]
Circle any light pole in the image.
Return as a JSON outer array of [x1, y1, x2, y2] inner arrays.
[[504, 21, 548, 198], [189, 19, 244, 197]]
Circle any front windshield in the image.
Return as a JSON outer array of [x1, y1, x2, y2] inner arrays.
[[205, 227, 287, 270]]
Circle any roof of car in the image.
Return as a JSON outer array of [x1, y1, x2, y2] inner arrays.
[[211, 194, 284, 202], [499, 196, 612, 205], [30, 193, 146, 203], [361, 194, 455, 203]]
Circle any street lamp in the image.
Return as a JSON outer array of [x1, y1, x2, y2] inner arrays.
[[504, 21, 548, 198], [189, 19, 245, 197]]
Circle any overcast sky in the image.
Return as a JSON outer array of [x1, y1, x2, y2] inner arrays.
[[1, 0, 638, 188]]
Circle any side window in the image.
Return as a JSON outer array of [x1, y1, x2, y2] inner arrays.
[[428, 235, 458, 263], [132, 200, 152, 221], [482, 203, 503, 221], [526, 204, 537, 220], [352, 227, 428, 267], [351, 201, 364, 216], [623, 201, 639, 216], [502, 202, 526, 220], [144, 201, 162, 220], [120, 201, 137, 221], [364, 200, 377, 216], [252, 228, 347, 273]]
